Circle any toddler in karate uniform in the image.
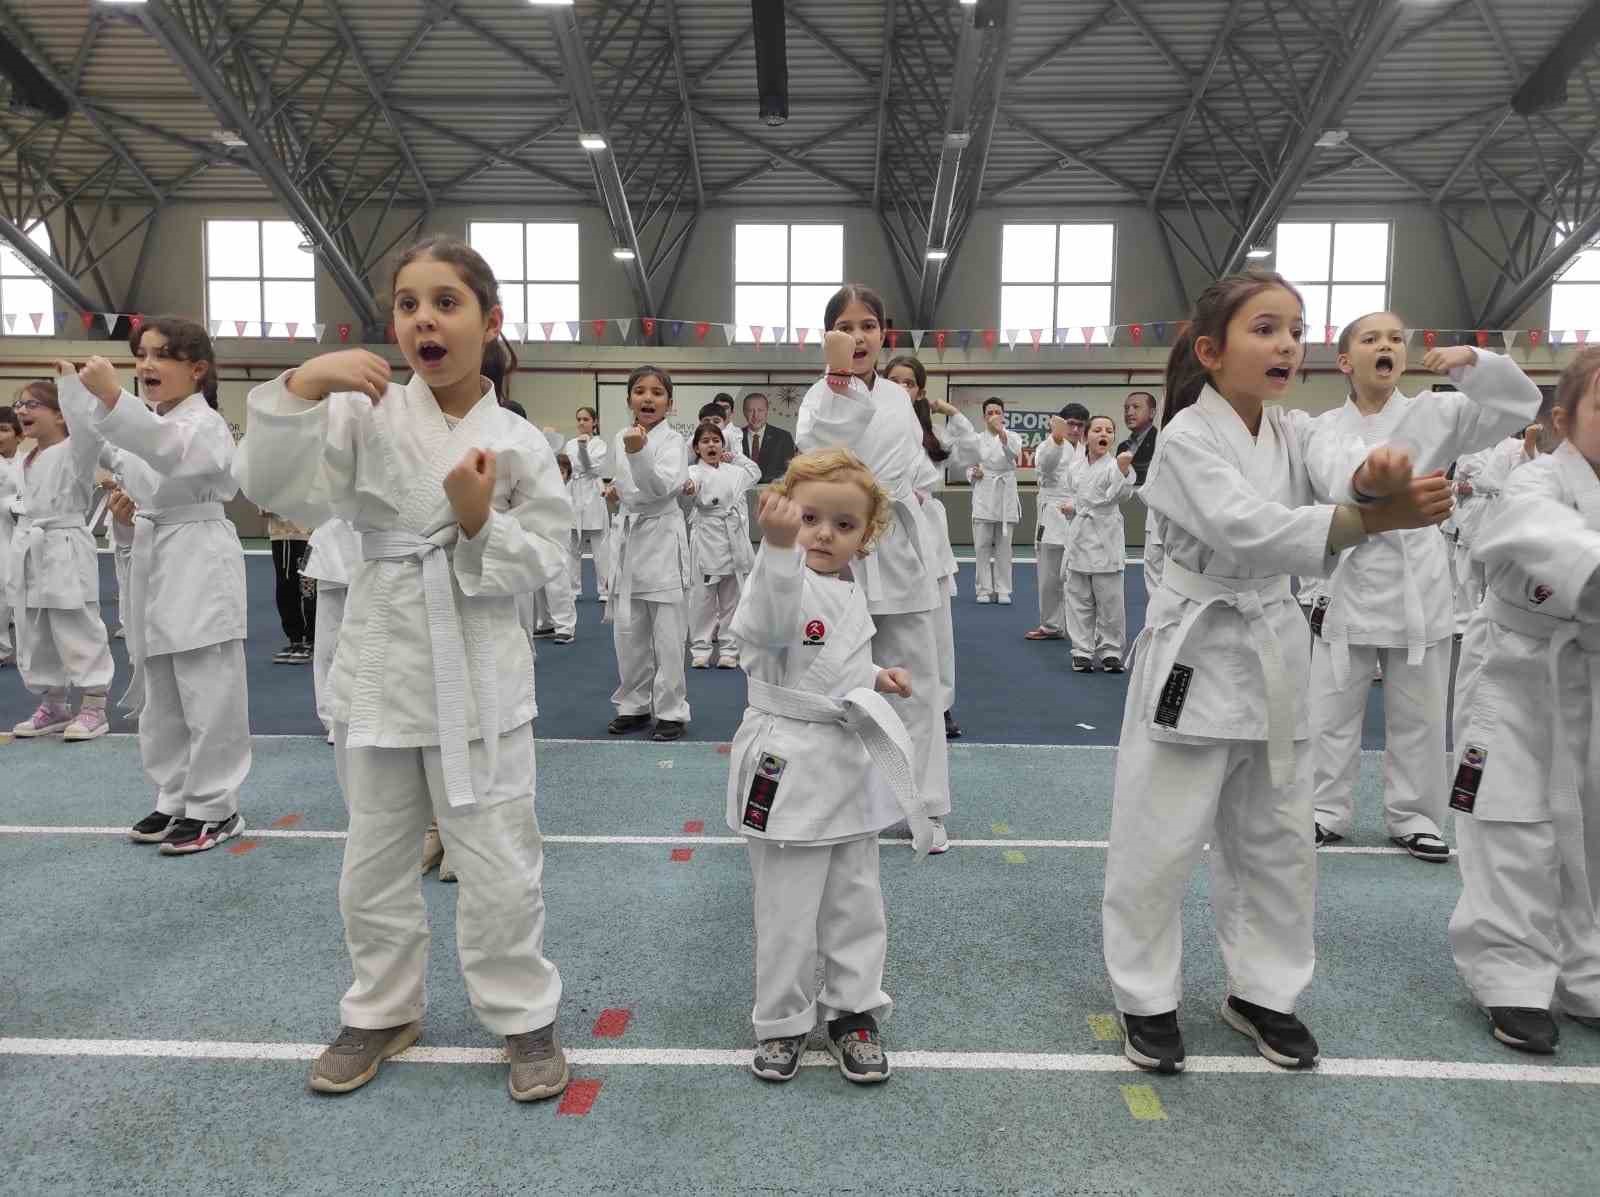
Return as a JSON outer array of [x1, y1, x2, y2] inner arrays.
[[684, 420, 759, 669]]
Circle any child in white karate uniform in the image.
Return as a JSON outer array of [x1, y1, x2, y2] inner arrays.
[[967, 398, 1023, 604], [7, 379, 115, 741], [730, 449, 933, 1084], [606, 366, 691, 742], [1061, 416, 1135, 672], [685, 420, 758, 669], [1448, 347, 1600, 1055], [563, 405, 610, 602], [235, 234, 572, 1103], [1028, 404, 1087, 643], [1447, 426, 1536, 633], [303, 515, 362, 741]]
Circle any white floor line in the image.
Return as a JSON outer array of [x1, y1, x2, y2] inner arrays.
[[0, 1036, 1591, 1084]]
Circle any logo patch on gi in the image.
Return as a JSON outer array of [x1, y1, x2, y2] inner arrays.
[[743, 753, 788, 831], [803, 619, 826, 646], [1530, 582, 1553, 606], [1154, 664, 1193, 728], [1449, 744, 1487, 814], [1309, 595, 1330, 638]]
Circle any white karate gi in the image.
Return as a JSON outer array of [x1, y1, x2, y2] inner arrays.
[[1062, 452, 1133, 662], [1141, 505, 1166, 592], [686, 453, 758, 661], [727, 543, 924, 1038], [799, 374, 951, 816], [235, 370, 570, 1036], [1034, 435, 1084, 636], [1448, 440, 1600, 1016], [563, 434, 610, 598], [65, 378, 252, 821], [1447, 436, 1527, 633], [924, 410, 978, 710], [0, 453, 18, 659], [607, 421, 691, 722], [1103, 385, 1368, 1016], [1308, 353, 1541, 841], [968, 426, 1023, 601], [304, 517, 362, 730]]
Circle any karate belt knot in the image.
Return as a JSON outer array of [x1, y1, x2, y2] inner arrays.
[[121, 502, 228, 713], [1321, 535, 1428, 688], [361, 528, 485, 809], [1161, 561, 1297, 788], [860, 495, 933, 603], [12, 514, 89, 672]]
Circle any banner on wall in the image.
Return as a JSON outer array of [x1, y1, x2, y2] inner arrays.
[[946, 383, 1165, 483]]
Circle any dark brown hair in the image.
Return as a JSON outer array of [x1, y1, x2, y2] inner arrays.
[[556, 452, 572, 480], [824, 284, 886, 332], [0, 405, 19, 435], [15, 379, 58, 412], [1163, 269, 1304, 427], [1335, 310, 1400, 356], [131, 317, 219, 408], [576, 404, 599, 434], [626, 364, 673, 401], [692, 420, 727, 453], [392, 234, 517, 400], [1557, 346, 1600, 433], [982, 397, 1005, 414], [911, 398, 949, 464], [884, 354, 927, 394]]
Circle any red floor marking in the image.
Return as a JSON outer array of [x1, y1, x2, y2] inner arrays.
[[591, 1008, 632, 1038], [557, 1078, 602, 1116], [272, 814, 302, 829], [670, 848, 693, 862], [227, 840, 260, 855], [682, 820, 704, 834], [715, 743, 731, 755]]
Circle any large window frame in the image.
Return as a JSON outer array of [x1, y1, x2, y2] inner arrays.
[[0, 221, 57, 336], [467, 221, 581, 341], [999, 222, 1116, 344], [1273, 220, 1392, 336], [1550, 229, 1600, 335], [204, 218, 316, 338], [733, 222, 844, 342]]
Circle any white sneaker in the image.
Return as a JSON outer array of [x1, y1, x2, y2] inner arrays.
[[717, 655, 740, 669], [975, 595, 992, 605], [690, 655, 711, 669], [14, 702, 71, 737], [998, 595, 1012, 605], [62, 706, 110, 741], [927, 816, 950, 855]]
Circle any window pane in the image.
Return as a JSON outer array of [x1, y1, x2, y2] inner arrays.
[[207, 220, 261, 278], [525, 283, 578, 333], [263, 280, 315, 328], [209, 279, 262, 324], [1559, 244, 1600, 283], [789, 284, 840, 335], [1550, 284, 1600, 334], [0, 222, 50, 277], [262, 221, 314, 279], [735, 224, 788, 283], [1275, 222, 1330, 282], [4, 277, 56, 334], [1057, 224, 1114, 283], [1329, 284, 1388, 336], [1001, 225, 1056, 283], [1056, 285, 1112, 342], [527, 223, 579, 282], [498, 284, 527, 328], [1000, 284, 1053, 335], [469, 222, 525, 284], [734, 284, 787, 340], [1296, 284, 1330, 335], [789, 225, 842, 283], [1332, 222, 1389, 282]]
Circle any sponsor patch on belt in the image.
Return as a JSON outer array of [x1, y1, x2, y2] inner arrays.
[[743, 753, 787, 831], [1449, 744, 1487, 814], [1154, 664, 1193, 728], [1309, 595, 1329, 637]]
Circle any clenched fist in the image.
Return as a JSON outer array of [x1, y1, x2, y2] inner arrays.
[[1354, 445, 1414, 500], [874, 667, 912, 698], [823, 330, 855, 375], [757, 489, 804, 549], [621, 424, 647, 454], [1422, 345, 1476, 375], [287, 349, 391, 402], [444, 447, 496, 538]]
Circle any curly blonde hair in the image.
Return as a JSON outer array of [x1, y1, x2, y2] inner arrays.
[[768, 448, 894, 556]]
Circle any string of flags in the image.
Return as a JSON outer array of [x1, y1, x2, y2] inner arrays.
[[0, 310, 1591, 352]]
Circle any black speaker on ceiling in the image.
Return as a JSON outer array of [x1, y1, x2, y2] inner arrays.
[[1510, 0, 1600, 114], [0, 33, 68, 120], [751, 0, 788, 127]]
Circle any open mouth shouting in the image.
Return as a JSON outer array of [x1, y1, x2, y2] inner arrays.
[[138, 370, 163, 395], [1374, 352, 1396, 379], [416, 340, 448, 367], [1266, 364, 1293, 384]]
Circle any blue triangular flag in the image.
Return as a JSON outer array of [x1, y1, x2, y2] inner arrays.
[[1152, 321, 1169, 344], [670, 320, 684, 338], [957, 330, 973, 352]]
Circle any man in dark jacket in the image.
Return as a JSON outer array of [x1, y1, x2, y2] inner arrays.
[[740, 391, 797, 483], [1117, 390, 1159, 485]]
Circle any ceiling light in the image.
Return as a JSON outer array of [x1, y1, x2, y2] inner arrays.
[[1246, 246, 1272, 259], [527, 1, 575, 6], [211, 128, 247, 147], [612, 248, 636, 261], [926, 249, 949, 261], [1315, 129, 1349, 148], [958, 0, 978, 6], [578, 134, 607, 152]]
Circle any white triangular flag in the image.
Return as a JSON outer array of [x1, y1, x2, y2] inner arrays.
[[1502, 330, 1518, 349], [209, 320, 223, 336], [617, 318, 633, 340], [911, 329, 925, 349], [772, 326, 785, 345], [1005, 328, 1019, 349], [3, 314, 14, 331], [1102, 326, 1116, 344], [1403, 328, 1416, 347], [313, 323, 326, 340], [721, 323, 736, 345], [101, 312, 119, 331]]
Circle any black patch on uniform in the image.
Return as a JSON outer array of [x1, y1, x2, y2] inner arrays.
[[1154, 664, 1193, 728], [742, 753, 787, 831], [1309, 595, 1330, 638], [1449, 744, 1487, 814]]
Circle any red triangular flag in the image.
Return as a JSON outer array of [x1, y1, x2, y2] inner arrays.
[[541, 322, 555, 341], [80, 311, 96, 332], [1029, 329, 1043, 350], [1130, 323, 1144, 345], [796, 328, 810, 347], [1082, 326, 1095, 345], [886, 330, 899, 349], [695, 321, 710, 342], [129, 314, 144, 335], [752, 325, 764, 348], [286, 322, 298, 339], [1578, 330, 1590, 345], [934, 330, 947, 351], [642, 317, 656, 338], [235, 320, 248, 337], [1324, 325, 1335, 346], [30, 312, 43, 331], [1423, 330, 1437, 348], [1528, 329, 1543, 346], [982, 329, 997, 350], [338, 323, 352, 343], [1474, 329, 1489, 348], [385, 322, 396, 343], [591, 319, 607, 341]]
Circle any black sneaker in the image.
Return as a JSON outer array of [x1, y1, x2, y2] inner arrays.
[[1569, 1012, 1600, 1031], [1391, 832, 1450, 862], [1072, 656, 1093, 673], [1100, 656, 1124, 673], [825, 1012, 889, 1084], [272, 643, 299, 664], [751, 1035, 806, 1082], [1314, 823, 1345, 848], [944, 710, 962, 739], [651, 719, 685, 742], [1118, 1010, 1185, 1073], [159, 813, 245, 855], [552, 631, 574, 645], [129, 810, 179, 843], [530, 625, 556, 639], [1221, 996, 1319, 1069], [607, 713, 652, 735], [1487, 1007, 1558, 1054]]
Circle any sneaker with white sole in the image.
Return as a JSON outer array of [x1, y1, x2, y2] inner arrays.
[[62, 706, 110, 741], [975, 594, 992, 604], [1392, 832, 1450, 862], [690, 655, 711, 669], [1221, 995, 1319, 1069], [506, 1023, 569, 1102], [129, 810, 180, 843], [927, 816, 950, 855], [13, 702, 71, 737], [1486, 1006, 1558, 1054], [998, 595, 1012, 605], [1118, 1010, 1185, 1073], [272, 644, 299, 664], [309, 1021, 422, 1094], [825, 1012, 890, 1083], [159, 813, 245, 855], [751, 1035, 806, 1082]]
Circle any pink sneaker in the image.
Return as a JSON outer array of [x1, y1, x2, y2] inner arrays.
[[63, 706, 110, 742], [13, 702, 72, 737]]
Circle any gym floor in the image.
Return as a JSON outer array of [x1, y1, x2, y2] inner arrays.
[[4, 558, 1591, 1197]]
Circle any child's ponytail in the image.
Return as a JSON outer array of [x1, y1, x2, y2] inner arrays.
[[1161, 268, 1303, 429], [483, 333, 518, 405], [1162, 325, 1208, 428]]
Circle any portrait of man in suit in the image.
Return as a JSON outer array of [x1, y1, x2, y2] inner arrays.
[[741, 391, 797, 483], [1117, 390, 1159, 486]]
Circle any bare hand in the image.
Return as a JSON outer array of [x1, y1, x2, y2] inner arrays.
[[874, 667, 912, 698], [1454, 479, 1474, 498], [986, 411, 1005, 434], [757, 489, 804, 549], [288, 349, 391, 402], [1523, 423, 1541, 459], [1116, 450, 1134, 474], [602, 483, 619, 503], [1354, 445, 1414, 499], [107, 487, 136, 526], [823, 330, 854, 374], [681, 478, 699, 497], [930, 397, 957, 417], [1049, 415, 1070, 442], [970, 464, 984, 483], [77, 356, 122, 407], [621, 424, 648, 454], [443, 448, 497, 538], [1361, 471, 1453, 534], [1422, 345, 1476, 375], [576, 432, 590, 444], [1058, 501, 1075, 516]]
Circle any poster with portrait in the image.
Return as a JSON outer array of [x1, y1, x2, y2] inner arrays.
[[944, 383, 1162, 483]]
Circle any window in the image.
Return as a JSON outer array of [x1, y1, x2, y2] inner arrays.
[[206, 219, 315, 337], [1550, 229, 1600, 334], [1274, 221, 1390, 335], [0, 221, 57, 336], [734, 223, 843, 342], [999, 223, 1114, 344], [469, 221, 580, 341]]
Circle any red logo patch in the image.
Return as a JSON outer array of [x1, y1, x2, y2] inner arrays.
[[803, 619, 826, 645], [1531, 583, 1553, 606]]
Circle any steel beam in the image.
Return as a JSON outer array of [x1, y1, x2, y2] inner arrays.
[[913, 10, 984, 325], [662, 0, 704, 209], [326, 3, 434, 213], [0, 214, 99, 313], [1149, 0, 1244, 203], [692, 109, 872, 202], [1484, 205, 1600, 327], [871, 1, 897, 211]]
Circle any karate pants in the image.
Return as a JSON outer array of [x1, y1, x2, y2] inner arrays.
[[16, 604, 114, 693], [611, 596, 690, 722], [141, 641, 251, 822], [1036, 542, 1066, 636], [1310, 639, 1451, 840], [688, 573, 741, 658], [1103, 714, 1317, 1015], [312, 584, 347, 730], [1064, 569, 1125, 662], [1450, 540, 1485, 635], [972, 520, 1013, 600], [1143, 532, 1166, 593], [333, 722, 562, 1036], [532, 567, 576, 637], [0, 584, 11, 659], [571, 528, 609, 598], [934, 587, 956, 712], [1449, 815, 1600, 1016], [112, 539, 132, 635], [872, 608, 951, 816], [747, 835, 891, 1038]]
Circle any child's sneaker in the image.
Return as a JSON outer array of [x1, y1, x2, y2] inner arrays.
[[13, 701, 71, 737], [1486, 1006, 1558, 1053], [927, 816, 950, 855], [1221, 995, 1319, 1069], [62, 706, 110, 741], [309, 1021, 422, 1094], [1100, 656, 1124, 673], [717, 655, 740, 669], [129, 810, 180, 843], [506, 1022, 569, 1102], [159, 813, 245, 855], [553, 631, 574, 645], [1071, 656, 1093, 673], [825, 1012, 890, 1083], [690, 654, 711, 669], [1118, 1010, 1185, 1073], [272, 643, 299, 664], [751, 1035, 806, 1082]]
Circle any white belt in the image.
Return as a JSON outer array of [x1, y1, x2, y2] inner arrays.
[[362, 528, 487, 808], [607, 499, 684, 629], [744, 676, 922, 829], [1320, 536, 1429, 688], [12, 515, 87, 670], [1159, 561, 1298, 787], [861, 495, 932, 602], [122, 502, 227, 712]]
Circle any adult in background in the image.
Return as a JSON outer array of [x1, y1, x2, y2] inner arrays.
[[741, 391, 797, 484], [1118, 390, 1159, 484]]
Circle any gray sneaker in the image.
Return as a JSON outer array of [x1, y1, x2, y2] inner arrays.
[[308, 1021, 421, 1094], [751, 1034, 806, 1082], [825, 1013, 891, 1084], [506, 1022, 569, 1102]]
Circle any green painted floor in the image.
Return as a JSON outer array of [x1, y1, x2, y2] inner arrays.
[[3, 737, 1597, 1196]]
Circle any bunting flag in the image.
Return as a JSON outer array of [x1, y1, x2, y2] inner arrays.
[[80, 311, 96, 333], [539, 322, 553, 342], [1502, 330, 1518, 349], [208, 320, 223, 336], [694, 321, 710, 342], [1423, 329, 1437, 348], [566, 321, 581, 341], [957, 330, 973, 352], [1152, 321, 1168, 345], [1551, 329, 1566, 346], [641, 317, 656, 339], [286, 322, 299, 339], [129, 314, 144, 335], [1005, 328, 1019, 350], [1475, 329, 1490, 348], [1029, 329, 1043, 351], [617, 318, 634, 340], [670, 320, 683, 338], [934, 330, 948, 351], [1578, 330, 1590, 345], [981, 329, 997, 350], [1528, 329, 1543, 347], [1054, 328, 1069, 347], [912, 329, 926, 349], [720, 323, 735, 345], [1323, 325, 1334, 346], [1130, 323, 1143, 346], [313, 324, 326, 341], [796, 328, 811, 348], [886, 329, 900, 349], [2, 314, 13, 331], [385, 322, 396, 344], [591, 318, 607, 341], [338, 323, 352, 343], [1081, 326, 1096, 346], [234, 320, 249, 337], [1403, 328, 1416, 347], [772, 326, 786, 345], [100, 312, 119, 333], [751, 325, 764, 348]]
